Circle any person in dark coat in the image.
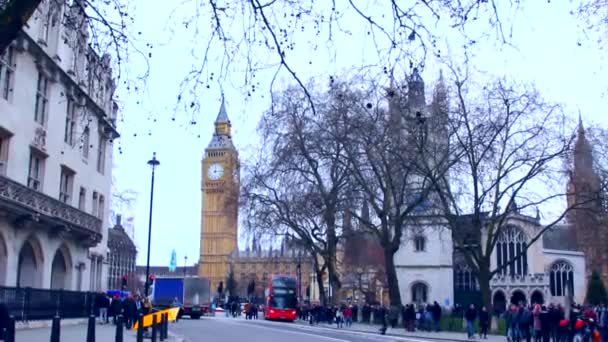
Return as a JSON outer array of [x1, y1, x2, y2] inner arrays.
[[0, 302, 10, 341], [432, 301, 442, 332], [464, 304, 477, 339], [479, 306, 490, 339], [110, 295, 123, 325]]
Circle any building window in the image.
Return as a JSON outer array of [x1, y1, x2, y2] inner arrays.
[[495, 226, 528, 276], [96, 134, 106, 174], [413, 235, 426, 252], [550, 261, 574, 297], [92, 191, 98, 216], [411, 282, 428, 304], [0, 47, 15, 101], [81, 127, 90, 159], [64, 99, 77, 145], [59, 166, 75, 204], [34, 73, 49, 125], [454, 264, 479, 291], [78, 187, 86, 210], [0, 133, 10, 176], [98, 195, 105, 220], [28, 150, 45, 190]]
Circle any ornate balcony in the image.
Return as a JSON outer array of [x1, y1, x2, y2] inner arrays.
[[0, 175, 102, 246], [491, 273, 548, 287]]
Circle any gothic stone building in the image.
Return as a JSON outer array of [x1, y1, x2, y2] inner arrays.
[[0, 0, 118, 290], [566, 118, 608, 285], [107, 215, 137, 291], [228, 236, 312, 300], [390, 69, 587, 311]]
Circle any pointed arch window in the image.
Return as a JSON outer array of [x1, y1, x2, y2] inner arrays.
[[455, 264, 479, 291], [495, 226, 528, 276], [549, 261, 574, 297]]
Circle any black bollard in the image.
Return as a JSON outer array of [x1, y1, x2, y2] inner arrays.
[[151, 314, 157, 342], [164, 313, 169, 339], [50, 316, 61, 342], [5, 316, 15, 342], [159, 313, 164, 342], [86, 314, 96, 342], [115, 315, 123, 342], [136, 314, 144, 342]]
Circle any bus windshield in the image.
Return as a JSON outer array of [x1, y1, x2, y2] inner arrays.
[[270, 290, 297, 309]]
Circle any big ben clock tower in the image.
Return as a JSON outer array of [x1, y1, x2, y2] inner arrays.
[[198, 98, 240, 292]]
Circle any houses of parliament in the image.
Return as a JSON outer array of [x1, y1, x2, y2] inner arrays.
[[197, 99, 312, 299]]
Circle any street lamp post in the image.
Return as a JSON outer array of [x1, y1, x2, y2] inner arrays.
[[184, 255, 188, 278], [144, 152, 160, 297]]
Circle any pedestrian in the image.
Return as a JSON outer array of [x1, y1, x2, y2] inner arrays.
[[464, 304, 477, 339], [344, 306, 353, 327], [335, 307, 343, 328], [432, 301, 442, 332], [479, 306, 489, 339], [378, 305, 388, 335], [0, 302, 10, 341]]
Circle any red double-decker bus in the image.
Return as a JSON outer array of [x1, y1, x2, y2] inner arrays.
[[264, 274, 297, 321]]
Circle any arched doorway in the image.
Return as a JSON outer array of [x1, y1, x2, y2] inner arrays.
[[510, 290, 526, 306], [531, 290, 544, 305], [411, 282, 428, 304], [0, 233, 7, 286], [17, 237, 44, 288], [50, 245, 72, 289], [493, 291, 507, 314]]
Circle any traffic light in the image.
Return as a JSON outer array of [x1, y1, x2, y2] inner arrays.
[[121, 275, 128, 289], [148, 274, 155, 287]]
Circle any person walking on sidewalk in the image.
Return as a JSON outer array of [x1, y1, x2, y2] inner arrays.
[[479, 306, 490, 339], [343, 306, 353, 328], [0, 302, 10, 341], [465, 304, 478, 339]]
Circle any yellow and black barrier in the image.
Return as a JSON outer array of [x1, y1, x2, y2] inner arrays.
[[132, 307, 180, 330]]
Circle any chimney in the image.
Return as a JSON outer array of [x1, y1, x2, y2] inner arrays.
[[116, 215, 122, 226]]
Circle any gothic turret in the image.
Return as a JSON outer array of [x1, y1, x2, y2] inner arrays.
[[408, 68, 425, 111]]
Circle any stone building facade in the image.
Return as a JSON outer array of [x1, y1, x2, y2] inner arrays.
[[0, 1, 118, 291], [228, 236, 312, 300], [566, 117, 608, 285], [107, 215, 137, 291], [197, 99, 240, 292], [391, 69, 587, 310]]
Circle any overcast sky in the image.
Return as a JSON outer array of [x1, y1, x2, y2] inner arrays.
[[109, 1, 608, 267]]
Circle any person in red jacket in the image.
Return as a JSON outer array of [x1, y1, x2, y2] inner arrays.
[[343, 306, 353, 327]]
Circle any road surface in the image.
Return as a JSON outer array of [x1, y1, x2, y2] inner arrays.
[[171, 316, 437, 342]]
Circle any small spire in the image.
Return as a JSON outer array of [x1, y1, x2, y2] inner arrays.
[[578, 111, 585, 135], [216, 95, 230, 124], [535, 207, 541, 221]]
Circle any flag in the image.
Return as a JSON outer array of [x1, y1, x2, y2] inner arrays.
[[169, 249, 177, 272], [126, 217, 134, 222]]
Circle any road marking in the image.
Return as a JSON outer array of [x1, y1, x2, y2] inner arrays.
[[221, 319, 351, 341], [220, 318, 434, 342]]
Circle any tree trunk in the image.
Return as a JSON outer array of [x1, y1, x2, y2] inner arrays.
[[315, 269, 326, 305], [0, 0, 42, 54], [478, 265, 494, 327], [384, 247, 402, 307]]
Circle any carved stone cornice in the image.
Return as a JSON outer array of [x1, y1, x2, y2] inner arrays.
[[0, 175, 102, 244]]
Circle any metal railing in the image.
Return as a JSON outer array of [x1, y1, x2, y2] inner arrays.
[[0, 286, 98, 321]]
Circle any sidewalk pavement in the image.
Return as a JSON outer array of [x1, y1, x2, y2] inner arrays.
[[15, 321, 184, 342], [294, 320, 506, 342]]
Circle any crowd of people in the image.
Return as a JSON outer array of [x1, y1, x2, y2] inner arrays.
[[296, 301, 608, 341], [93, 292, 153, 328]]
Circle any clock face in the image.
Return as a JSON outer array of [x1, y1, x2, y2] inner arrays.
[[208, 163, 224, 180]]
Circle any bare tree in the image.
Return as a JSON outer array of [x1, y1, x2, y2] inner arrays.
[[0, 0, 148, 91], [421, 69, 605, 315], [330, 73, 452, 308], [242, 83, 355, 304], [173, 0, 522, 120]]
